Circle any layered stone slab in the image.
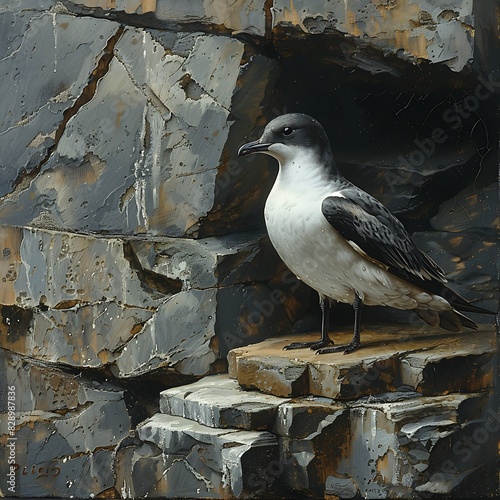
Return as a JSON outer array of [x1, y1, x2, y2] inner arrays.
[[135, 373, 498, 498], [160, 374, 289, 430], [129, 413, 279, 498], [154, 375, 353, 497], [0, 225, 158, 310], [0, 225, 308, 377], [228, 325, 496, 399], [347, 392, 496, 498]]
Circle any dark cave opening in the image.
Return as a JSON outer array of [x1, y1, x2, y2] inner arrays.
[[267, 39, 498, 329], [274, 50, 498, 232]]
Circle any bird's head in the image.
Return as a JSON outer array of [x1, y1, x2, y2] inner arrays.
[[238, 113, 333, 166]]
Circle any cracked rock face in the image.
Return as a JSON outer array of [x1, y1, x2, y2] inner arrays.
[[271, 0, 474, 71], [119, 412, 279, 498], [0, 1, 497, 498], [119, 374, 499, 498], [67, 0, 268, 37], [0, 226, 158, 310], [0, 226, 309, 376], [65, 0, 476, 72], [0, 350, 131, 497], [0, 13, 118, 199], [0, 15, 278, 237], [348, 392, 496, 498]]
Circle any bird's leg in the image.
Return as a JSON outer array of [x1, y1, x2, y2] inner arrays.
[[316, 294, 363, 355], [283, 295, 334, 350]]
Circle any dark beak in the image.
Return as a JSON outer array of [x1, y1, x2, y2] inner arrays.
[[238, 140, 271, 157]]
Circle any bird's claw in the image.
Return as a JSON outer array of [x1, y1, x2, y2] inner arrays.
[[315, 341, 360, 355], [309, 339, 334, 351]]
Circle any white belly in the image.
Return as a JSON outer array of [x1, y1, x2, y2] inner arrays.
[[264, 189, 446, 311]]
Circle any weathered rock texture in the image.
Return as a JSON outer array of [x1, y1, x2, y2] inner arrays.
[[0, 349, 132, 497], [228, 326, 496, 399], [0, 225, 308, 378], [0, 0, 498, 498], [0, 8, 278, 236], [119, 367, 498, 498], [271, 0, 475, 71]]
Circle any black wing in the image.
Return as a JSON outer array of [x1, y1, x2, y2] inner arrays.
[[321, 186, 494, 314], [322, 188, 445, 283], [321, 188, 490, 314]]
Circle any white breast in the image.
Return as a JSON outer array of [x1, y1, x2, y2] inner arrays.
[[264, 180, 358, 304]]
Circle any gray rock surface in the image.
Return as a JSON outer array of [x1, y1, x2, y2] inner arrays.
[[271, 0, 474, 71], [66, 0, 268, 37], [120, 373, 498, 498], [0, 226, 158, 309], [160, 375, 289, 430], [349, 392, 493, 497], [1, 226, 307, 376], [131, 413, 279, 498], [0, 12, 118, 199], [0, 14, 278, 237], [115, 288, 218, 377], [30, 302, 153, 368], [0, 1, 497, 498], [277, 398, 350, 496], [0, 349, 131, 497], [64, 0, 477, 72]]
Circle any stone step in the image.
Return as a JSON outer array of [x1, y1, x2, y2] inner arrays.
[[126, 327, 498, 498], [345, 391, 496, 498], [124, 378, 497, 498], [228, 325, 496, 399], [129, 413, 280, 498], [159, 374, 290, 431]]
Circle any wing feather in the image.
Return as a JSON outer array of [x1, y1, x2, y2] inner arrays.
[[321, 187, 494, 315], [321, 189, 446, 284]]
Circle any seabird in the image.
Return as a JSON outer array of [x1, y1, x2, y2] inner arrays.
[[238, 113, 493, 354]]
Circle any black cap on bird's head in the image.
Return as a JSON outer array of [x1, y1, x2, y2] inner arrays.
[[238, 113, 334, 165]]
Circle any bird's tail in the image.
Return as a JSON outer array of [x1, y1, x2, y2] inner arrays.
[[439, 284, 495, 316], [415, 308, 479, 332]]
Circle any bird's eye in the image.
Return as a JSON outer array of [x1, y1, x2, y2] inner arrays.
[[281, 126, 294, 137]]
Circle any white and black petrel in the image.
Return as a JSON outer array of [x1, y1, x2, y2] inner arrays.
[[238, 113, 493, 354]]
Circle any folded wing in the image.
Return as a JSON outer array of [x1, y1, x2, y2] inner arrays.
[[321, 188, 489, 315]]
